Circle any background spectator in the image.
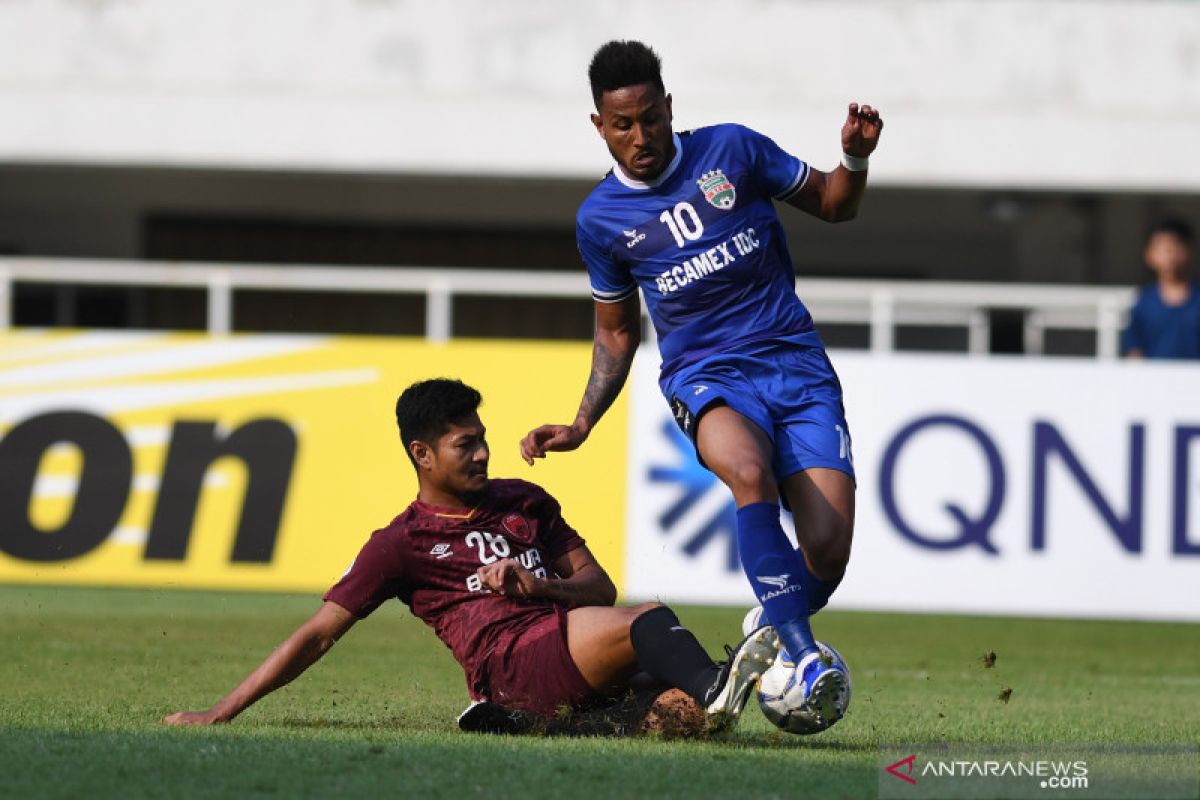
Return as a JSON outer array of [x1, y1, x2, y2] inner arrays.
[[1121, 218, 1200, 359]]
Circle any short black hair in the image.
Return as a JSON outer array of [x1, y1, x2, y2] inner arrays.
[[1148, 217, 1194, 245], [395, 378, 482, 466], [588, 40, 664, 109]]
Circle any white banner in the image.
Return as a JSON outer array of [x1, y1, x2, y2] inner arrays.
[[625, 349, 1200, 621]]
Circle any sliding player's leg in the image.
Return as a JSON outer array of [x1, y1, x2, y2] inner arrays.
[[566, 603, 776, 725], [461, 605, 648, 735], [563, 603, 654, 692]]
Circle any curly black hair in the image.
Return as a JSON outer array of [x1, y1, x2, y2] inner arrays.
[[394, 378, 482, 466], [1148, 217, 1194, 246], [588, 40, 664, 109]]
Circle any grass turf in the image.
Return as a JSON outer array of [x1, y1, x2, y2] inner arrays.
[[0, 585, 1197, 799]]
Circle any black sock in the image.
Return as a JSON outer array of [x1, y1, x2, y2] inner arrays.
[[628, 606, 721, 706]]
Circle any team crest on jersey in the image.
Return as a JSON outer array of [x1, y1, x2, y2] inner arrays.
[[501, 513, 530, 539], [697, 169, 736, 210]]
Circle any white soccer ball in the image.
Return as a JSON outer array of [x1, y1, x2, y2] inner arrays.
[[756, 641, 852, 735]]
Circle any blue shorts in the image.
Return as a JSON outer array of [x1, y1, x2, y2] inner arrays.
[[661, 339, 855, 484]]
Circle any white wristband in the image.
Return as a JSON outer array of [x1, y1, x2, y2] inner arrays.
[[840, 152, 870, 172]]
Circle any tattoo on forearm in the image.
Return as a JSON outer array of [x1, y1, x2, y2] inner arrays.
[[577, 338, 634, 428]]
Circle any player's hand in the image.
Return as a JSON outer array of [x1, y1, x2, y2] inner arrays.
[[841, 102, 883, 158], [476, 558, 543, 599], [519, 423, 588, 465], [163, 709, 228, 726]]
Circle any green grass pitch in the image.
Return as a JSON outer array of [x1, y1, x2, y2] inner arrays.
[[1, 584, 1196, 799]]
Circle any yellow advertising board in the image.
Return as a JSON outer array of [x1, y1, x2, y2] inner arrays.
[[0, 330, 627, 594]]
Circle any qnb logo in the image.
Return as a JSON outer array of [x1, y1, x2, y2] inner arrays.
[[878, 413, 1200, 557], [758, 573, 791, 590], [624, 228, 647, 248], [886, 755, 918, 785]]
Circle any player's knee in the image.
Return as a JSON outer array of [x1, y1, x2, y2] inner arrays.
[[724, 460, 774, 501], [625, 602, 669, 633], [626, 602, 671, 651], [628, 601, 665, 620]]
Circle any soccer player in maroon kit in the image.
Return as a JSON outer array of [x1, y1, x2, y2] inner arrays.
[[164, 379, 778, 733]]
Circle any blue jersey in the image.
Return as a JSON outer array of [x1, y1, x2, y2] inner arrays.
[[1120, 283, 1200, 359], [576, 123, 818, 380]]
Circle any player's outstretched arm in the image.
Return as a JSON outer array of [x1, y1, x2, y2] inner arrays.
[[787, 102, 883, 223], [520, 295, 641, 464], [163, 601, 357, 726]]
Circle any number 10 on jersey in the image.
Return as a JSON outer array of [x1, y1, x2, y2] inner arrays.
[[660, 202, 704, 248]]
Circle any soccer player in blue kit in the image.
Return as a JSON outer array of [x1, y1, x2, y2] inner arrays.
[[520, 40, 883, 726]]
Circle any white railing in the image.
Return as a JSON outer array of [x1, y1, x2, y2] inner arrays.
[[799, 278, 1135, 358], [0, 257, 1137, 358]]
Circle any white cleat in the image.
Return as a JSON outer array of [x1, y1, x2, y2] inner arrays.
[[704, 624, 781, 729]]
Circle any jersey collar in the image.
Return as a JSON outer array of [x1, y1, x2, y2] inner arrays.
[[612, 132, 683, 191]]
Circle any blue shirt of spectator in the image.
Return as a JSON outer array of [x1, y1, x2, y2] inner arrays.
[[1120, 283, 1200, 359]]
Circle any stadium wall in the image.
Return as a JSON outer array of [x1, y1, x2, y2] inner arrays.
[[2, 331, 1198, 621], [1, 0, 1198, 191]]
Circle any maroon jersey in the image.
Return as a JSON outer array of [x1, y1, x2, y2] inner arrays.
[[323, 479, 586, 700]]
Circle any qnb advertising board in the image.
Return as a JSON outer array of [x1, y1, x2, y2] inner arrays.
[[625, 349, 1200, 621], [0, 331, 627, 593]]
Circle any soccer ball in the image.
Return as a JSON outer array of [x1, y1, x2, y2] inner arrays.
[[740, 607, 852, 734], [756, 641, 852, 735]]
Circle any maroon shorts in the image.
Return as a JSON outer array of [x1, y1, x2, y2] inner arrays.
[[481, 606, 598, 717]]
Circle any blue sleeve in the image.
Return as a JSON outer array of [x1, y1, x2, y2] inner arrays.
[[577, 219, 637, 303], [736, 124, 810, 200], [1120, 293, 1146, 355]]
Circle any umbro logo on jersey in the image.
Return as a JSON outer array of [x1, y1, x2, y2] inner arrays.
[[758, 573, 791, 589], [624, 228, 647, 248], [698, 168, 736, 210], [430, 543, 453, 559]]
